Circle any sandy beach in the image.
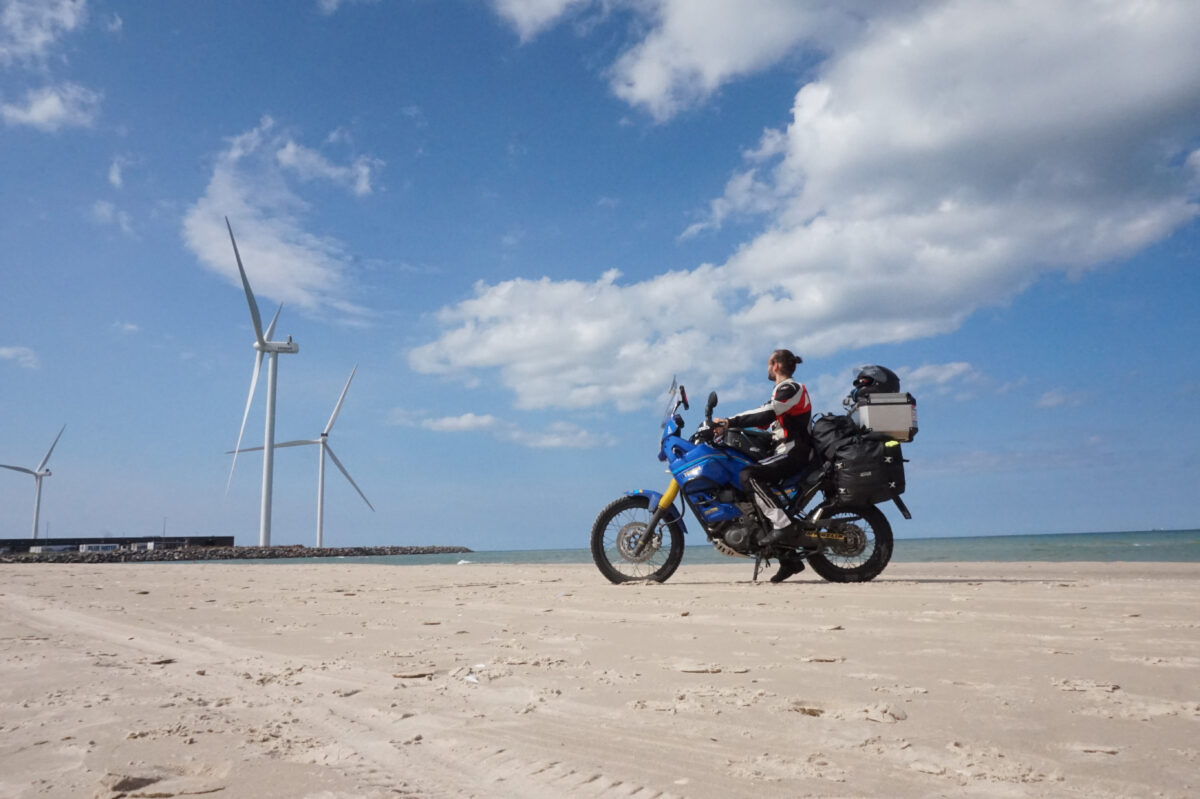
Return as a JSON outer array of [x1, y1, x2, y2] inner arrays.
[[1, 561, 1196, 798]]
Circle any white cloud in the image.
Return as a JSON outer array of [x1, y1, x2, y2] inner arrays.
[[393, 409, 611, 448], [417, 1, 1200, 413], [410, 266, 741, 410], [108, 156, 125, 188], [275, 140, 382, 196], [1036, 388, 1082, 409], [899, 363, 979, 395], [491, 1, 912, 121], [0, 0, 87, 65], [90, 200, 133, 235], [106, 13, 122, 34], [0, 345, 39, 369], [1, 82, 100, 131], [607, 0, 837, 122], [182, 116, 381, 320], [422, 413, 500, 433], [489, 0, 590, 43], [316, 0, 380, 16], [111, 321, 139, 334]]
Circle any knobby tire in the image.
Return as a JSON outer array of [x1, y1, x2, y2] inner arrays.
[[590, 494, 686, 584]]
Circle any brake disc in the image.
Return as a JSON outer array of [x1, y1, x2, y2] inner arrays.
[[616, 521, 660, 563]]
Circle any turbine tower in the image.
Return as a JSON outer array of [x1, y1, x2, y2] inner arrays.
[[228, 366, 374, 547], [1, 424, 66, 539], [225, 217, 299, 547]]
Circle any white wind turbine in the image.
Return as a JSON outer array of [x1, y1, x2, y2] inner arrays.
[[228, 365, 374, 547], [224, 217, 299, 548], [1, 424, 66, 539]]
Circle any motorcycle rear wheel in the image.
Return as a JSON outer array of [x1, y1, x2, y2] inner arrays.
[[590, 494, 686, 584], [806, 504, 893, 583]]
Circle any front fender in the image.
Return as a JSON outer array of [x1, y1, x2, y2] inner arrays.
[[626, 489, 688, 535]]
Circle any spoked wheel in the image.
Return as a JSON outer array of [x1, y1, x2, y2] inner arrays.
[[805, 504, 893, 583], [590, 494, 685, 584]]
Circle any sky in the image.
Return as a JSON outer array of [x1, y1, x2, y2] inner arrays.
[[1, 0, 1198, 550]]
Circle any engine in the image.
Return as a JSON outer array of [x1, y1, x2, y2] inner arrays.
[[711, 503, 761, 557]]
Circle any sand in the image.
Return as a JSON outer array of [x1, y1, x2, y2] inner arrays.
[[1, 561, 1196, 798]]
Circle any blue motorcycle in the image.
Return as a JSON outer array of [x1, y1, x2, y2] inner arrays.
[[590, 381, 897, 583]]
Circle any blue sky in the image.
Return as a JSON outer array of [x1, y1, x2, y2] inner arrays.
[[1, 0, 1197, 550]]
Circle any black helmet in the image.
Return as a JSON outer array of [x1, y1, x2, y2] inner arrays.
[[852, 365, 900, 396]]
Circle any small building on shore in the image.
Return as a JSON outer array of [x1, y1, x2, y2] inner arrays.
[[1, 535, 234, 555]]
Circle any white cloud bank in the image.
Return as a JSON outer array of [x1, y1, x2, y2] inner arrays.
[[0, 0, 86, 65], [1, 2, 102, 133], [415, 1, 1200, 411], [182, 117, 384, 320]]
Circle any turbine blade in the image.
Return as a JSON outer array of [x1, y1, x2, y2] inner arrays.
[[0, 464, 36, 476], [324, 364, 358, 436], [225, 440, 318, 454], [325, 445, 374, 512], [227, 350, 264, 494], [225, 217, 265, 347], [36, 424, 66, 472], [264, 304, 282, 341]]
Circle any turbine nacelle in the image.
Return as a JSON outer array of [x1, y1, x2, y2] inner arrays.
[[254, 338, 300, 354]]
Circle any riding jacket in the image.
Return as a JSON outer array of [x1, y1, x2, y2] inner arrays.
[[727, 377, 812, 456]]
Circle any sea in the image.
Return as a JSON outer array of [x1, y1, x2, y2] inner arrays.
[[244, 529, 1200, 566]]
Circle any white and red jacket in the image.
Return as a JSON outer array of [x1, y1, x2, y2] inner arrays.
[[727, 377, 812, 457]]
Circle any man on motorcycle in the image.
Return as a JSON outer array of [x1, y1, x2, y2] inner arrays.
[[714, 348, 813, 582]]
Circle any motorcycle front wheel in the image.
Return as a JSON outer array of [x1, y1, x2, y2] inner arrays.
[[590, 494, 686, 584], [806, 504, 893, 583]]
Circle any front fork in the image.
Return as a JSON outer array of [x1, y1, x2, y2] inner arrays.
[[635, 479, 680, 555]]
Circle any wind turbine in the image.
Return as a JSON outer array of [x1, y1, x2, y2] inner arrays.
[[228, 366, 374, 547], [1, 425, 66, 539], [225, 217, 299, 547]]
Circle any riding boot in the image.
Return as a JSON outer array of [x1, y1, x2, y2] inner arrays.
[[770, 551, 806, 583]]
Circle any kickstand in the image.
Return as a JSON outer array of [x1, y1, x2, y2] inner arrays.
[[753, 554, 770, 582]]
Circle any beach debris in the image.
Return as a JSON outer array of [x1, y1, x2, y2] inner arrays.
[[862, 702, 908, 723], [393, 670, 436, 679], [148, 658, 176, 666], [801, 656, 845, 663], [1057, 679, 1120, 693], [787, 702, 825, 717], [1080, 745, 1120, 755], [678, 664, 722, 673], [821, 625, 845, 631]]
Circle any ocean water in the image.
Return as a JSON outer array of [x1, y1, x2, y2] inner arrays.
[[251, 529, 1199, 566]]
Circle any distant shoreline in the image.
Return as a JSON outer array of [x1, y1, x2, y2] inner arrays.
[[0, 545, 472, 564]]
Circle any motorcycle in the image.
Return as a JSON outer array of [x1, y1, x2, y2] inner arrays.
[[589, 380, 906, 584]]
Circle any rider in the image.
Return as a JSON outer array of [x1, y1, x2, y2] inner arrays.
[[715, 348, 813, 582]]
